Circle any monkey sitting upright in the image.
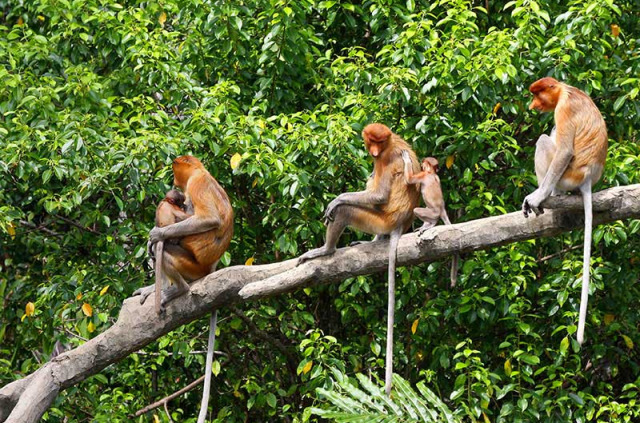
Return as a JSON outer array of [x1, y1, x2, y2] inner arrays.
[[401, 150, 459, 287], [297, 123, 421, 396]]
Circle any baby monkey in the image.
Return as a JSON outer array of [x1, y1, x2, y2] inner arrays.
[[152, 189, 192, 313], [401, 150, 459, 287]]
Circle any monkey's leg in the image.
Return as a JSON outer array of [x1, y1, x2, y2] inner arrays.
[[384, 228, 403, 396], [159, 251, 193, 307], [413, 207, 439, 234], [577, 179, 593, 345], [297, 208, 350, 264], [154, 241, 165, 314], [197, 264, 219, 423], [534, 133, 556, 186], [440, 209, 460, 288]]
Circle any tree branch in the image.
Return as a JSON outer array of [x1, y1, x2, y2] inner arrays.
[[1, 184, 639, 422], [132, 375, 206, 417]]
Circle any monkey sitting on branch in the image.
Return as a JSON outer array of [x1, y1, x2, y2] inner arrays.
[[401, 151, 459, 287], [134, 155, 234, 423], [523, 77, 608, 345], [297, 123, 421, 396]]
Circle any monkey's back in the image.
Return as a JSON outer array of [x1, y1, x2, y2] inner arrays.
[[375, 135, 421, 230], [557, 85, 608, 189], [180, 170, 234, 276], [155, 200, 178, 228]]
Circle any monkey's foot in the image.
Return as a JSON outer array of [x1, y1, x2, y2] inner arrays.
[[132, 285, 155, 305], [522, 190, 546, 218], [351, 234, 389, 246], [416, 223, 436, 236], [297, 246, 335, 266], [160, 285, 189, 307]]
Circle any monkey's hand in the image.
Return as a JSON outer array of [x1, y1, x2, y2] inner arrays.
[[147, 226, 165, 257], [401, 149, 411, 164], [522, 189, 546, 218], [324, 198, 342, 223]]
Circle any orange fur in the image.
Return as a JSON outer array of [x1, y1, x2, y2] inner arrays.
[[172, 155, 234, 280], [362, 125, 420, 232], [156, 190, 189, 228], [529, 77, 607, 190]]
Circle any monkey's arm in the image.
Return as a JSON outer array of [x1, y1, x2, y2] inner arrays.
[[324, 179, 391, 221], [149, 214, 221, 243], [172, 209, 192, 223], [523, 124, 575, 216], [401, 150, 420, 185]]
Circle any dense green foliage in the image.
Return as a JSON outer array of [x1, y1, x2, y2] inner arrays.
[[1, 0, 640, 421]]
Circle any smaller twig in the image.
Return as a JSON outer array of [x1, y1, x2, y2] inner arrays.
[[53, 215, 100, 235], [63, 329, 88, 342], [537, 244, 582, 263], [19, 220, 62, 238], [132, 375, 205, 417], [135, 350, 228, 358]]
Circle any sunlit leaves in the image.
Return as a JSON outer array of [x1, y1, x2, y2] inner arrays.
[[82, 303, 93, 317], [22, 302, 35, 321], [230, 153, 242, 170]]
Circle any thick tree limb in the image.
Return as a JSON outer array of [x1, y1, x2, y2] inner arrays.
[[1, 184, 639, 422]]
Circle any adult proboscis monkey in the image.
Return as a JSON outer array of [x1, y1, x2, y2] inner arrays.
[[523, 77, 607, 345], [298, 123, 420, 395], [134, 155, 233, 422]]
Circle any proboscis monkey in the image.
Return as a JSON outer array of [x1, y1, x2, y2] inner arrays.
[[153, 189, 192, 314], [523, 77, 607, 345], [401, 151, 459, 287], [133, 155, 233, 423], [297, 123, 420, 395]]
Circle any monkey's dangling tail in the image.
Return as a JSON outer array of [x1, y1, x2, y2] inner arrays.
[[154, 241, 165, 314], [197, 310, 218, 423], [450, 254, 459, 288], [385, 229, 403, 396], [577, 180, 593, 345]]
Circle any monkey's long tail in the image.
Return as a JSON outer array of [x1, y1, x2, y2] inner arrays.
[[197, 310, 218, 423], [450, 253, 459, 288], [154, 241, 164, 314], [385, 230, 402, 397], [577, 181, 593, 346]]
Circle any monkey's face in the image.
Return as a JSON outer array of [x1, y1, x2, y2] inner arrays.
[[166, 189, 186, 207], [172, 155, 202, 189], [421, 157, 438, 174], [529, 77, 561, 112], [365, 138, 387, 158], [362, 123, 392, 158]]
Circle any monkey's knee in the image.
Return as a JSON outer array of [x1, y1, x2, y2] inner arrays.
[[414, 207, 440, 222]]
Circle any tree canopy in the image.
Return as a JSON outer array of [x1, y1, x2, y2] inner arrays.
[[1, 0, 639, 421]]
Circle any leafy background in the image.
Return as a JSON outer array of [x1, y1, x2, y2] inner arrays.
[[1, 0, 639, 421]]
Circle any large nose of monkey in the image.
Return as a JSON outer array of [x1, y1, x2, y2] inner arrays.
[[528, 101, 537, 111], [370, 146, 380, 157]]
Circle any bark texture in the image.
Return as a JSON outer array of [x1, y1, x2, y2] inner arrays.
[[1, 184, 639, 422]]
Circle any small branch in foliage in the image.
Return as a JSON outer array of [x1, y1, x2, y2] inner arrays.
[[132, 375, 205, 417], [19, 220, 62, 238], [53, 215, 100, 235]]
